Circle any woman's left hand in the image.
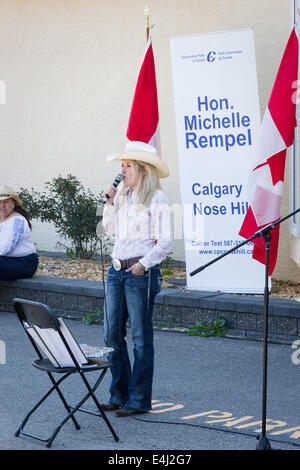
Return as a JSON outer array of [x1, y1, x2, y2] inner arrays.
[[126, 263, 145, 276]]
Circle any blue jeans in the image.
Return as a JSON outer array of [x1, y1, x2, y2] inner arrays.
[[104, 264, 162, 412], [0, 253, 38, 281]]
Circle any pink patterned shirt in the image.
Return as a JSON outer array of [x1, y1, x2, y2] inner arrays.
[[102, 189, 172, 270]]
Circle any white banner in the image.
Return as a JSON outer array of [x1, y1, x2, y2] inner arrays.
[[170, 29, 265, 293]]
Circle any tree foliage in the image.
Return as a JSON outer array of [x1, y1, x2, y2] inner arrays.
[[19, 174, 107, 259]]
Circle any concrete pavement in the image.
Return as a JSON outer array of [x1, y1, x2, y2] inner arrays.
[[1, 311, 300, 451]]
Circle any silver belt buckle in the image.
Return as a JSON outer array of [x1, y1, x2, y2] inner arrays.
[[112, 258, 122, 271]]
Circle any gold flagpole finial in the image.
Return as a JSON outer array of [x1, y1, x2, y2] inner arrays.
[[144, 5, 150, 41]]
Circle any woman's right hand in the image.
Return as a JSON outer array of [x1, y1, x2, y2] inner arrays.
[[103, 184, 117, 205]]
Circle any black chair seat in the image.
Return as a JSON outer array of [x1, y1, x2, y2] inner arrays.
[[32, 358, 111, 373]]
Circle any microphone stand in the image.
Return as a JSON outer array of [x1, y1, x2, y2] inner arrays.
[[190, 207, 300, 450]]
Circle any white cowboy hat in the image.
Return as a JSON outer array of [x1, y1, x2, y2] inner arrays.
[[0, 185, 23, 206], [106, 141, 169, 178]]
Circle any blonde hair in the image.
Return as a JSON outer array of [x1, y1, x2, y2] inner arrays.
[[115, 160, 161, 209]]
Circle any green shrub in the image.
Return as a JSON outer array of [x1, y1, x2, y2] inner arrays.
[[19, 174, 109, 259], [186, 318, 227, 337], [82, 308, 104, 325], [161, 255, 174, 276]]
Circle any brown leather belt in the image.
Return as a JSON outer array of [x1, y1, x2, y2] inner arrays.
[[120, 257, 141, 268], [112, 257, 142, 271]]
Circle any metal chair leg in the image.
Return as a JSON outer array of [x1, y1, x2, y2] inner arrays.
[[79, 370, 119, 442], [15, 370, 79, 442], [47, 372, 80, 430]]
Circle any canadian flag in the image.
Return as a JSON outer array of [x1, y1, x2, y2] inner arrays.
[[239, 26, 299, 275], [126, 33, 161, 154]]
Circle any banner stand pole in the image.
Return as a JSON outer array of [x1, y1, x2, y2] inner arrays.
[[190, 207, 300, 450]]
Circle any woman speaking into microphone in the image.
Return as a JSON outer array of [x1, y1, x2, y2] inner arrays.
[[101, 141, 171, 417]]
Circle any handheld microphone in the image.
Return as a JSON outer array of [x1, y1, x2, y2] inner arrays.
[[102, 173, 124, 204]]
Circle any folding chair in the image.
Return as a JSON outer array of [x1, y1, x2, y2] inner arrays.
[[13, 298, 119, 447]]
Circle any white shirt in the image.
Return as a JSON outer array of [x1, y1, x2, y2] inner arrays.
[[0, 215, 37, 257], [103, 189, 172, 270]]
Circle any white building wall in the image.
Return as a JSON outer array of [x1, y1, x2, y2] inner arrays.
[[0, 0, 298, 281]]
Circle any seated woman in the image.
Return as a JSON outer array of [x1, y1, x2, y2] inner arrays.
[[0, 185, 38, 281]]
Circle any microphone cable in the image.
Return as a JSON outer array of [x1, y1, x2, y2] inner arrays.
[[130, 414, 300, 449], [99, 237, 109, 346], [96, 204, 111, 349]]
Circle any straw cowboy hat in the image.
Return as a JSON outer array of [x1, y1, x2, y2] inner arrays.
[[106, 141, 169, 178], [0, 185, 23, 206]]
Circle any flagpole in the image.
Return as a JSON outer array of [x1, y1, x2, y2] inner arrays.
[[144, 5, 150, 41]]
